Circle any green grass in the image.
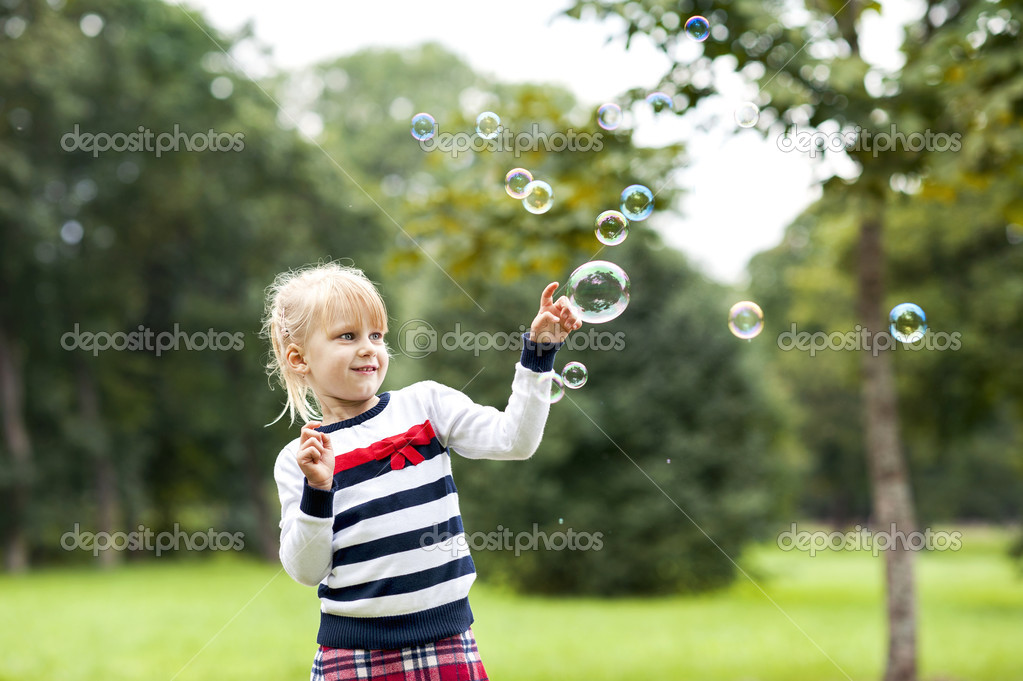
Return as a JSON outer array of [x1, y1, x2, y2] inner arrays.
[[1, 525, 1020, 681]]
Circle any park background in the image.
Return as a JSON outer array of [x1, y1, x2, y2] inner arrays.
[[1, 0, 1021, 680]]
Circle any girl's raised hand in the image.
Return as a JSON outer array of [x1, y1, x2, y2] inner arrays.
[[297, 422, 335, 491], [530, 282, 582, 344]]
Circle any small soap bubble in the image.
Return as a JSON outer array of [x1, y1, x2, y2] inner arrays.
[[889, 303, 927, 343], [667, 458, 671, 464], [476, 111, 501, 139], [523, 180, 554, 214], [597, 103, 622, 130], [562, 361, 588, 389], [620, 185, 654, 221], [735, 102, 760, 128], [567, 260, 631, 324], [558, 518, 564, 525], [685, 15, 710, 41], [505, 168, 533, 199], [728, 301, 765, 340], [411, 113, 436, 141], [646, 92, 674, 113], [595, 210, 629, 246], [548, 374, 565, 404]]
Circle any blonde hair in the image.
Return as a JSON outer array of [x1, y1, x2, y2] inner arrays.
[[262, 261, 389, 426]]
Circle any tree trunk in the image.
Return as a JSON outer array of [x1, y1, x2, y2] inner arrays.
[[76, 361, 120, 568], [857, 213, 918, 681], [0, 322, 32, 572], [241, 425, 280, 561], [227, 353, 279, 561]]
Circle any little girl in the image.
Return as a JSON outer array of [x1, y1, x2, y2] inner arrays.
[[263, 261, 580, 681]]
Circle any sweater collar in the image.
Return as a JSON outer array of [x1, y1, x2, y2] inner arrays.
[[315, 393, 390, 433]]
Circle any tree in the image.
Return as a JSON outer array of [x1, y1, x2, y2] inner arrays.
[[0, 0, 383, 567], [564, 0, 1023, 678]]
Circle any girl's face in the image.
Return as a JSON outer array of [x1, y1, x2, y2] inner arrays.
[[296, 311, 389, 422]]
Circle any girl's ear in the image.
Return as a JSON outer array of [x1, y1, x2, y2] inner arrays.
[[284, 343, 308, 374]]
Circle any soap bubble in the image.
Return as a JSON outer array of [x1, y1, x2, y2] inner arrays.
[[620, 184, 654, 221], [411, 113, 436, 141], [562, 361, 588, 389], [548, 374, 565, 404], [597, 103, 622, 130], [889, 303, 927, 343], [523, 180, 554, 214], [646, 92, 674, 113], [595, 210, 629, 246], [735, 102, 760, 128], [567, 260, 631, 324], [728, 301, 764, 340], [476, 111, 501, 139], [685, 16, 710, 41], [505, 168, 533, 199]]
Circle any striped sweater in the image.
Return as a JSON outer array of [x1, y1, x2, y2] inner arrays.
[[274, 336, 561, 649]]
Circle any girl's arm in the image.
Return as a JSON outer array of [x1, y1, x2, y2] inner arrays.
[[274, 440, 336, 586], [425, 281, 581, 460], [423, 333, 561, 460]]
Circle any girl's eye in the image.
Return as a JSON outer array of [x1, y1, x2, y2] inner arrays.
[[371, 332, 384, 341], [338, 333, 354, 340]]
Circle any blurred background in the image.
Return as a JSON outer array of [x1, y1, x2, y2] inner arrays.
[[0, 0, 1021, 680]]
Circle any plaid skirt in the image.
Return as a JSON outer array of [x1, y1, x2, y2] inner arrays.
[[310, 628, 488, 681]]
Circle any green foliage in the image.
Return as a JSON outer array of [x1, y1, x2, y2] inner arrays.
[[0, 0, 379, 562], [0, 0, 789, 597], [564, 0, 1023, 535]]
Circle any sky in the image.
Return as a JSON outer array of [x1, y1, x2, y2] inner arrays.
[[175, 0, 915, 284]]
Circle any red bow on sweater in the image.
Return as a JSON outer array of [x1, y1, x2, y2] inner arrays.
[[333, 421, 437, 474]]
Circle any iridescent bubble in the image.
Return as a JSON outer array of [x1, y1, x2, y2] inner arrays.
[[728, 301, 764, 340], [476, 111, 501, 139], [505, 168, 533, 199], [735, 102, 760, 128], [620, 184, 654, 221], [646, 92, 674, 113], [597, 103, 622, 130], [411, 113, 436, 141], [562, 361, 588, 389], [889, 303, 927, 343], [567, 260, 631, 324], [548, 374, 565, 404], [685, 15, 710, 41], [523, 180, 554, 214], [595, 210, 629, 246]]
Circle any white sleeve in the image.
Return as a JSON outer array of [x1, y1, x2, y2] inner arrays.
[[273, 443, 336, 587], [423, 362, 554, 461]]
